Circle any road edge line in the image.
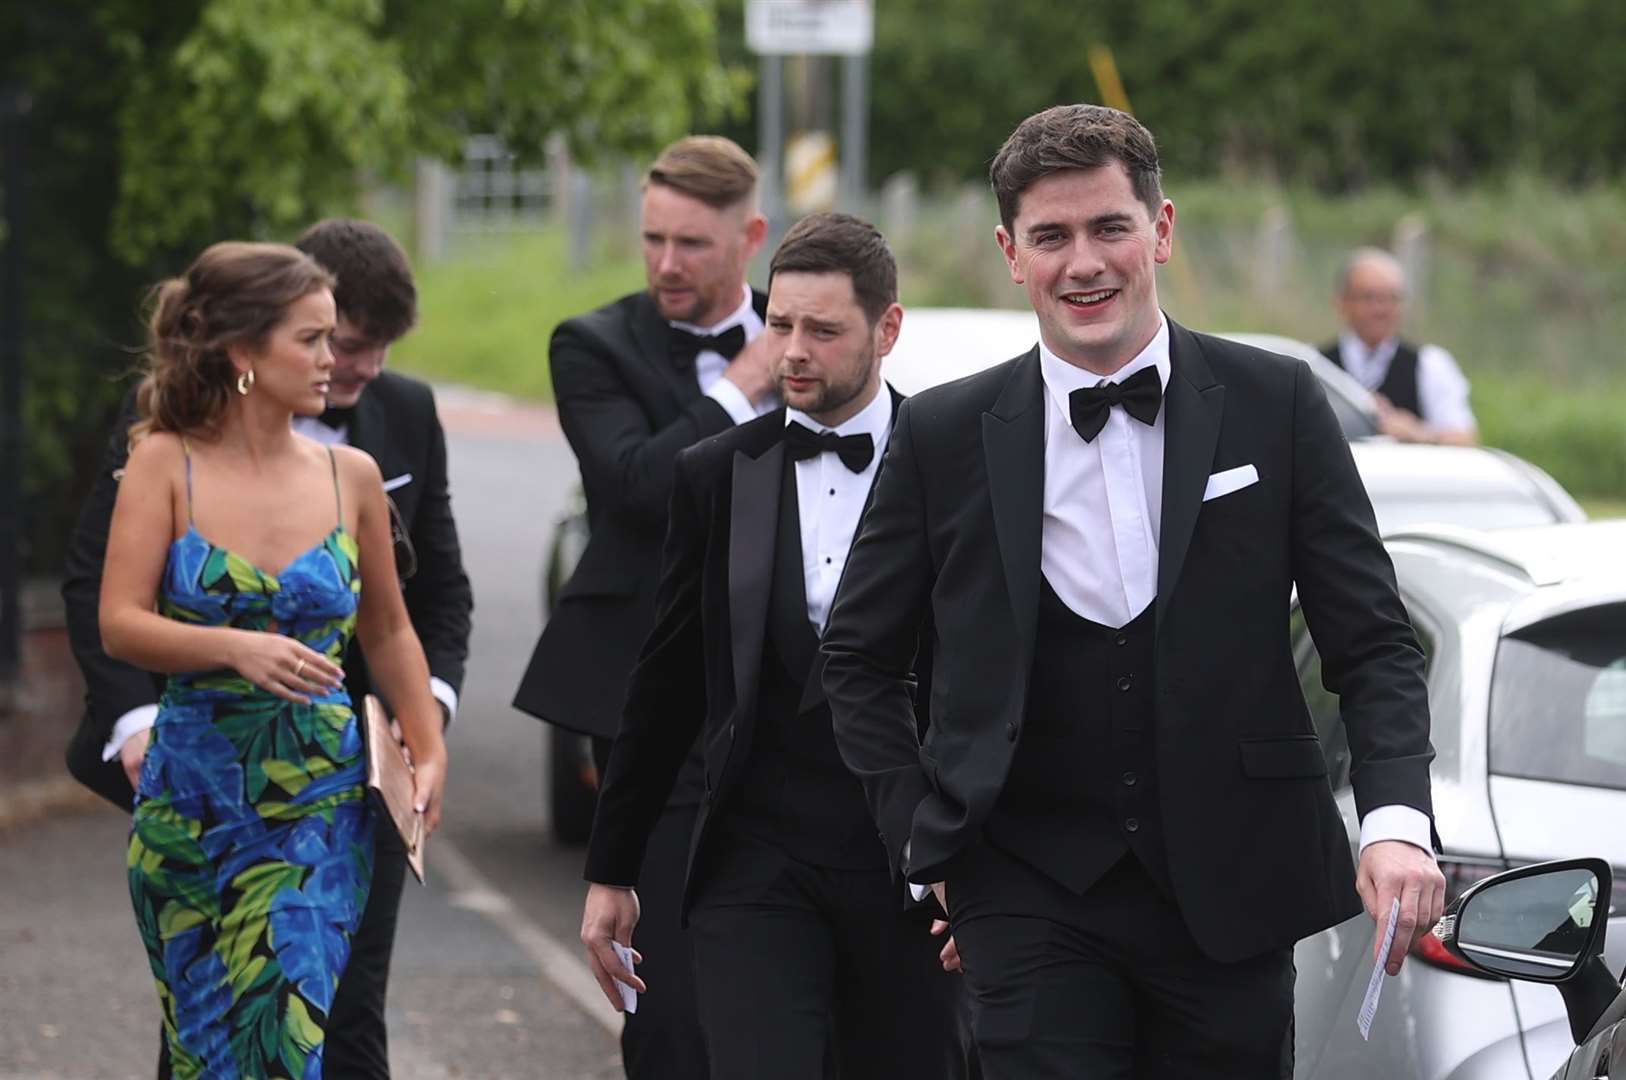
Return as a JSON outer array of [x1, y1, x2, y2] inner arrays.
[[430, 834, 623, 1038]]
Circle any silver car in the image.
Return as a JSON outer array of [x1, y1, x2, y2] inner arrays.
[[1293, 520, 1626, 1078]]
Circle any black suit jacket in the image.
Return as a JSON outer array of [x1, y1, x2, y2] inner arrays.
[[584, 393, 924, 910], [512, 288, 769, 740], [63, 371, 473, 808], [823, 321, 1435, 963]]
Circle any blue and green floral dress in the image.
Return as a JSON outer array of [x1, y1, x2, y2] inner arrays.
[[128, 447, 374, 1079]]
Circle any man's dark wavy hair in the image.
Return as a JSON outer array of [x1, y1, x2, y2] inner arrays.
[[294, 218, 417, 343], [990, 104, 1164, 233]]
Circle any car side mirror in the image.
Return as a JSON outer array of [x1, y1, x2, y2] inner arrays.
[[1439, 859, 1608, 981], [1437, 858, 1617, 1043]]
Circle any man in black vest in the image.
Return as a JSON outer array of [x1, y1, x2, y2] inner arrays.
[[1320, 247, 1477, 445], [580, 213, 965, 1079], [62, 218, 473, 1078], [823, 105, 1446, 1078], [513, 135, 779, 1080]]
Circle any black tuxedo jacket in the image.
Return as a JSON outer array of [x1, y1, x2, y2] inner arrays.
[[63, 371, 473, 808], [584, 393, 924, 909], [513, 289, 770, 741], [823, 321, 1435, 963]]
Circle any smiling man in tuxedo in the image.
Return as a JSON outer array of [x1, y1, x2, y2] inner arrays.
[[513, 135, 780, 1080], [821, 105, 1446, 1077], [62, 218, 472, 1078], [580, 213, 965, 1079]]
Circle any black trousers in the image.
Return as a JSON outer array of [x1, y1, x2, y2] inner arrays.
[[688, 825, 965, 1080], [948, 845, 1295, 1080], [592, 736, 710, 1080], [155, 818, 409, 1078]]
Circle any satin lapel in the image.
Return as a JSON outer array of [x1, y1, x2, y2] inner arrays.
[[632, 294, 696, 409], [1155, 322, 1225, 629], [982, 350, 1045, 661], [729, 442, 784, 724]]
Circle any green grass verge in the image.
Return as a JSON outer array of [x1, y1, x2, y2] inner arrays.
[[391, 229, 643, 402]]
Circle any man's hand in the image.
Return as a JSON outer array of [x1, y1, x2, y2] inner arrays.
[[1357, 840, 1446, 975], [1373, 394, 1430, 444], [929, 918, 962, 973], [581, 883, 646, 1010], [721, 332, 778, 405], [119, 728, 151, 790]]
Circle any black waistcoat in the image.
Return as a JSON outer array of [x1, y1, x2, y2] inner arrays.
[[983, 579, 1170, 896], [1321, 340, 1422, 416], [724, 460, 888, 871]]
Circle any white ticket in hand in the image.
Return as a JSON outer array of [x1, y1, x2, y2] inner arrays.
[[1357, 898, 1401, 1041], [611, 940, 639, 1014]]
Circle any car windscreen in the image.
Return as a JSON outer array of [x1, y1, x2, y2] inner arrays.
[[1489, 603, 1626, 791], [1372, 496, 1561, 535]]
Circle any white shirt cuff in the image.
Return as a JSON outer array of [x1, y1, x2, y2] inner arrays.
[[1358, 804, 1435, 860], [704, 378, 758, 426], [102, 705, 159, 762], [430, 677, 459, 728]]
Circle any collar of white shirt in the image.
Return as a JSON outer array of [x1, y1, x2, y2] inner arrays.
[[1037, 316, 1171, 421], [783, 380, 893, 459], [668, 283, 755, 336], [1337, 331, 1398, 384]]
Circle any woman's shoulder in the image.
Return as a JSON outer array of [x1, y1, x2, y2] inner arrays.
[[123, 430, 187, 473], [328, 442, 382, 483]]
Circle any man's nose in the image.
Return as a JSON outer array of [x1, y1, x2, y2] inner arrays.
[[1064, 236, 1107, 280], [656, 242, 681, 276]]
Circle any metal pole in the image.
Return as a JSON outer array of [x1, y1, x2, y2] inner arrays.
[[757, 53, 785, 245], [840, 53, 869, 213], [0, 84, 28, 680]]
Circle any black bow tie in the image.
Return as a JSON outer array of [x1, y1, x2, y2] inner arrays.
[[318, 404, 356, 430], [784, 421, 875, 473], [1068, 366, 1163, 442], [669, 324, 747, 373]]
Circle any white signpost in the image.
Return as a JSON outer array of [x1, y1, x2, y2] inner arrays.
[[746, 0, 874, 226], [746, 0, 874, 57]]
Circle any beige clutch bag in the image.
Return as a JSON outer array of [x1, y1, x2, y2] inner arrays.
[[363, 694, 426, 883]]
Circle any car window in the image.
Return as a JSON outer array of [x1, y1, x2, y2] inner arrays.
[[1291, 604, 1435, 792], [1489, 603, 1626, 791]]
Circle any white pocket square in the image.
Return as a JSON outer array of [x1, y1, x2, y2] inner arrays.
[[382, 473, 414, 493], [1202, 464, 1259, 502]]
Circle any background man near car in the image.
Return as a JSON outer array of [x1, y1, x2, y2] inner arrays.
[[62, 217, 473, 1078], [821, 104, 1447, 1078], [580, 212, 965, 1079], [511, 134, 778, 1080], [1322, 246, 1478, 445]]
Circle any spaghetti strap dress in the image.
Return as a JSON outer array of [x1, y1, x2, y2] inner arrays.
[[127, 443, 375, 1079]]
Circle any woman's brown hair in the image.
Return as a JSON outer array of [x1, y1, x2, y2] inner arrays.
[[131, 241, 335, 443]]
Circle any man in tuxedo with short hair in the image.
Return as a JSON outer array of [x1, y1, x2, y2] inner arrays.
[[513, 134, 779, 1079], [580, 212, 965, 1079], [63, 217, 473, 1078], [822, 104, 1446, 1078]]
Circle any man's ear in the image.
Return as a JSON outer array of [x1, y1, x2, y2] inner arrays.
[[743, 212, 769, 258], [874, 303, 904, 358], [995, 225, 1025, 285]]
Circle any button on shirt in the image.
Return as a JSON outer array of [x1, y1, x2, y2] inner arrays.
[[1336, 331, 1476, 432], [671, 285, 777, 423], [787, 386, 892, 630], [1038, 319, 1168, 628]]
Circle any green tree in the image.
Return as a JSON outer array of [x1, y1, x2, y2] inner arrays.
[[4, 0, 746, 570]]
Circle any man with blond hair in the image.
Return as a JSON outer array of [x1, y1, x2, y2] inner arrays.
[[514, 134, 778, 1080]]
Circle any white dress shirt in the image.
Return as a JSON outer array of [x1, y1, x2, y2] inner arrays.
[[1335, 332, 1477, 433], [102, 412, 461, 762], [1029, 318, 1430, 859], [671, 285, 775, 424], [786, 384, 893, 630], [1038, 321, 1168, 627]]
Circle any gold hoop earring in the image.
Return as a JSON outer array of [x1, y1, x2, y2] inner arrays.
[[237, 369, 255, 396]]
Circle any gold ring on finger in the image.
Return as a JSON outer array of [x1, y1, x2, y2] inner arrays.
[[294, 657, 306, 679]]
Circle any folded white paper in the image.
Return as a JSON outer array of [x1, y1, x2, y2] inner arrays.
[[1357, 898, 1401, 1041], [611, 941, 639, 1014]]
